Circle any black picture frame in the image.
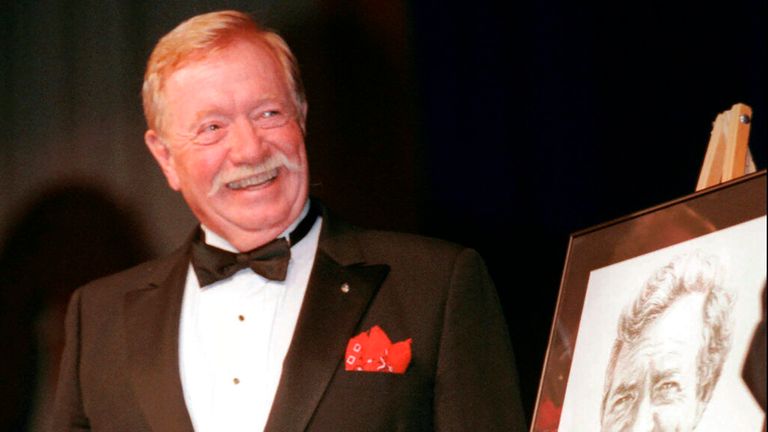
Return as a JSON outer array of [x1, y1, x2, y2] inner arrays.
[[531, 170, 766, 431]]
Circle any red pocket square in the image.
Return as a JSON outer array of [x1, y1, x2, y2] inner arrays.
[[345, 325, 412, 373]]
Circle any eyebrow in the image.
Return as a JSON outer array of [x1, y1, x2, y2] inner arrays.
[[184, 109, 228, 132], [183, 97, 292, 130], [651, 368, 681, 385], [611, 382, 636, 398]]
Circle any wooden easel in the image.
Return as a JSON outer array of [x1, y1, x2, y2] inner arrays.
[[696, 103, 757, 191]]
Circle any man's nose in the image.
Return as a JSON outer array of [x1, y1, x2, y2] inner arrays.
[[629, 396, 657, 432], [228, 118, 267, 163]]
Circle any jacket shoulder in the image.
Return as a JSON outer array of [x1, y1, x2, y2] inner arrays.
[[353, 229, 466, 258], [76, 244, 188, 300], [321, 210, 479, 269], [346, 228, 488, 284]]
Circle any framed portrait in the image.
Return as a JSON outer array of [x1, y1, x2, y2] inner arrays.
[[531, 170, 766, 432]]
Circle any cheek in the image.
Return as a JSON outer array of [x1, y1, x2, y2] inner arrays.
[[649, 389, 700, 430], [175, 149, 224, 188], [271, 125, 306, 158]]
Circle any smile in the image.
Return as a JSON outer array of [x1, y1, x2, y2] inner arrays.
[[226, 168, 279, 190]]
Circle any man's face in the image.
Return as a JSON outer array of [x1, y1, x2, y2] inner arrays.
[[145, 38, 308, 250], [601, 294, 707, 432]]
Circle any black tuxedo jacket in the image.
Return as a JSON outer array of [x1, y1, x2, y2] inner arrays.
[[51, 210, 525, 431]]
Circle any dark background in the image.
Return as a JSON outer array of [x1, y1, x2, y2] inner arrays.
[[1, 0, 765, 428]]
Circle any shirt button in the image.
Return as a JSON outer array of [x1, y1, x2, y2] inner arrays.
[[233, 377, 240, 385], [238, 315, 245, 321]]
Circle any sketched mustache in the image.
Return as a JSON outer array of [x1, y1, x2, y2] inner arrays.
[[208, 152, 301, 196]]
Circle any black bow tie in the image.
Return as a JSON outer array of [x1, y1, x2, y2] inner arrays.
[[191, 202, 319, 287]]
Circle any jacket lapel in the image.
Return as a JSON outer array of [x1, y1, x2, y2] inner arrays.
[[124, 243, 195, 432], [121, 212, 387, 432], [265, 213, 390, 432]]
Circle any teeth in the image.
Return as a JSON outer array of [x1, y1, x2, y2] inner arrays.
[[226, 168, 279, 190]]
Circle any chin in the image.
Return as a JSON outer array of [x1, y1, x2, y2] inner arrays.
[[204, 187, 307, 233], [231, 204, 297, 231]]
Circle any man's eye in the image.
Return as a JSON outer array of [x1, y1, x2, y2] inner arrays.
[[255, 109, 289, 129], [655, 381, 682, 401], [198, 123, 224, 136], [194, 123, 225, 145], [609, 392, 635, 413]]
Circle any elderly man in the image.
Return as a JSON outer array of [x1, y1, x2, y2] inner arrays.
[[600, 252, 733, 432], [51, 10, 525, 432]]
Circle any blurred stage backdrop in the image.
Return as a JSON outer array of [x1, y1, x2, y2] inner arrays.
[[1, 0, 765, 428]]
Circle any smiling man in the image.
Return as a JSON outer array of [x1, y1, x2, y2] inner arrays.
[[51, 10, 525, 432], [600, 252, 734, 432]]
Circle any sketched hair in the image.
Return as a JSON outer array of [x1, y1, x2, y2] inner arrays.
[[142, 10, 306, 133], [600, 251, 734, 422]]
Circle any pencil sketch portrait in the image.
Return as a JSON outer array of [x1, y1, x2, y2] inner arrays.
[[599, 252, 733, 431], [558, 216, 766, 431]]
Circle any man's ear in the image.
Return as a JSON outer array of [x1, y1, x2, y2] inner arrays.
[[299, 101, 308, 136], [145, 129, 181, 191]]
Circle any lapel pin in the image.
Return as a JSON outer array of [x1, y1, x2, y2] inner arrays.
[[340, 283, 350, 293]]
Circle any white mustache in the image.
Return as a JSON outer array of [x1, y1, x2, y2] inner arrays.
[[208, 152, 300, 196]]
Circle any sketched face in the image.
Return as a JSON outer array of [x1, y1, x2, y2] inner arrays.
[[601, 294, 707, 431]]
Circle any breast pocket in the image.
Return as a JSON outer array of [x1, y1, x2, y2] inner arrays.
[[310, 368, 433, 431]]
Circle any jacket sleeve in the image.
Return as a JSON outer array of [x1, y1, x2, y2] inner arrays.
[[50, 289, 91, 431], [433, 248, 527, 431]]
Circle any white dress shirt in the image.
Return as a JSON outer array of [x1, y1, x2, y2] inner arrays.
[[179, 206, 321, 432]]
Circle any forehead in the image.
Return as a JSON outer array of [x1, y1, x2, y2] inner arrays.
[[155, 39, 294, 136], [614, 294, 705, 373], [165, 38, 288, 95]]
